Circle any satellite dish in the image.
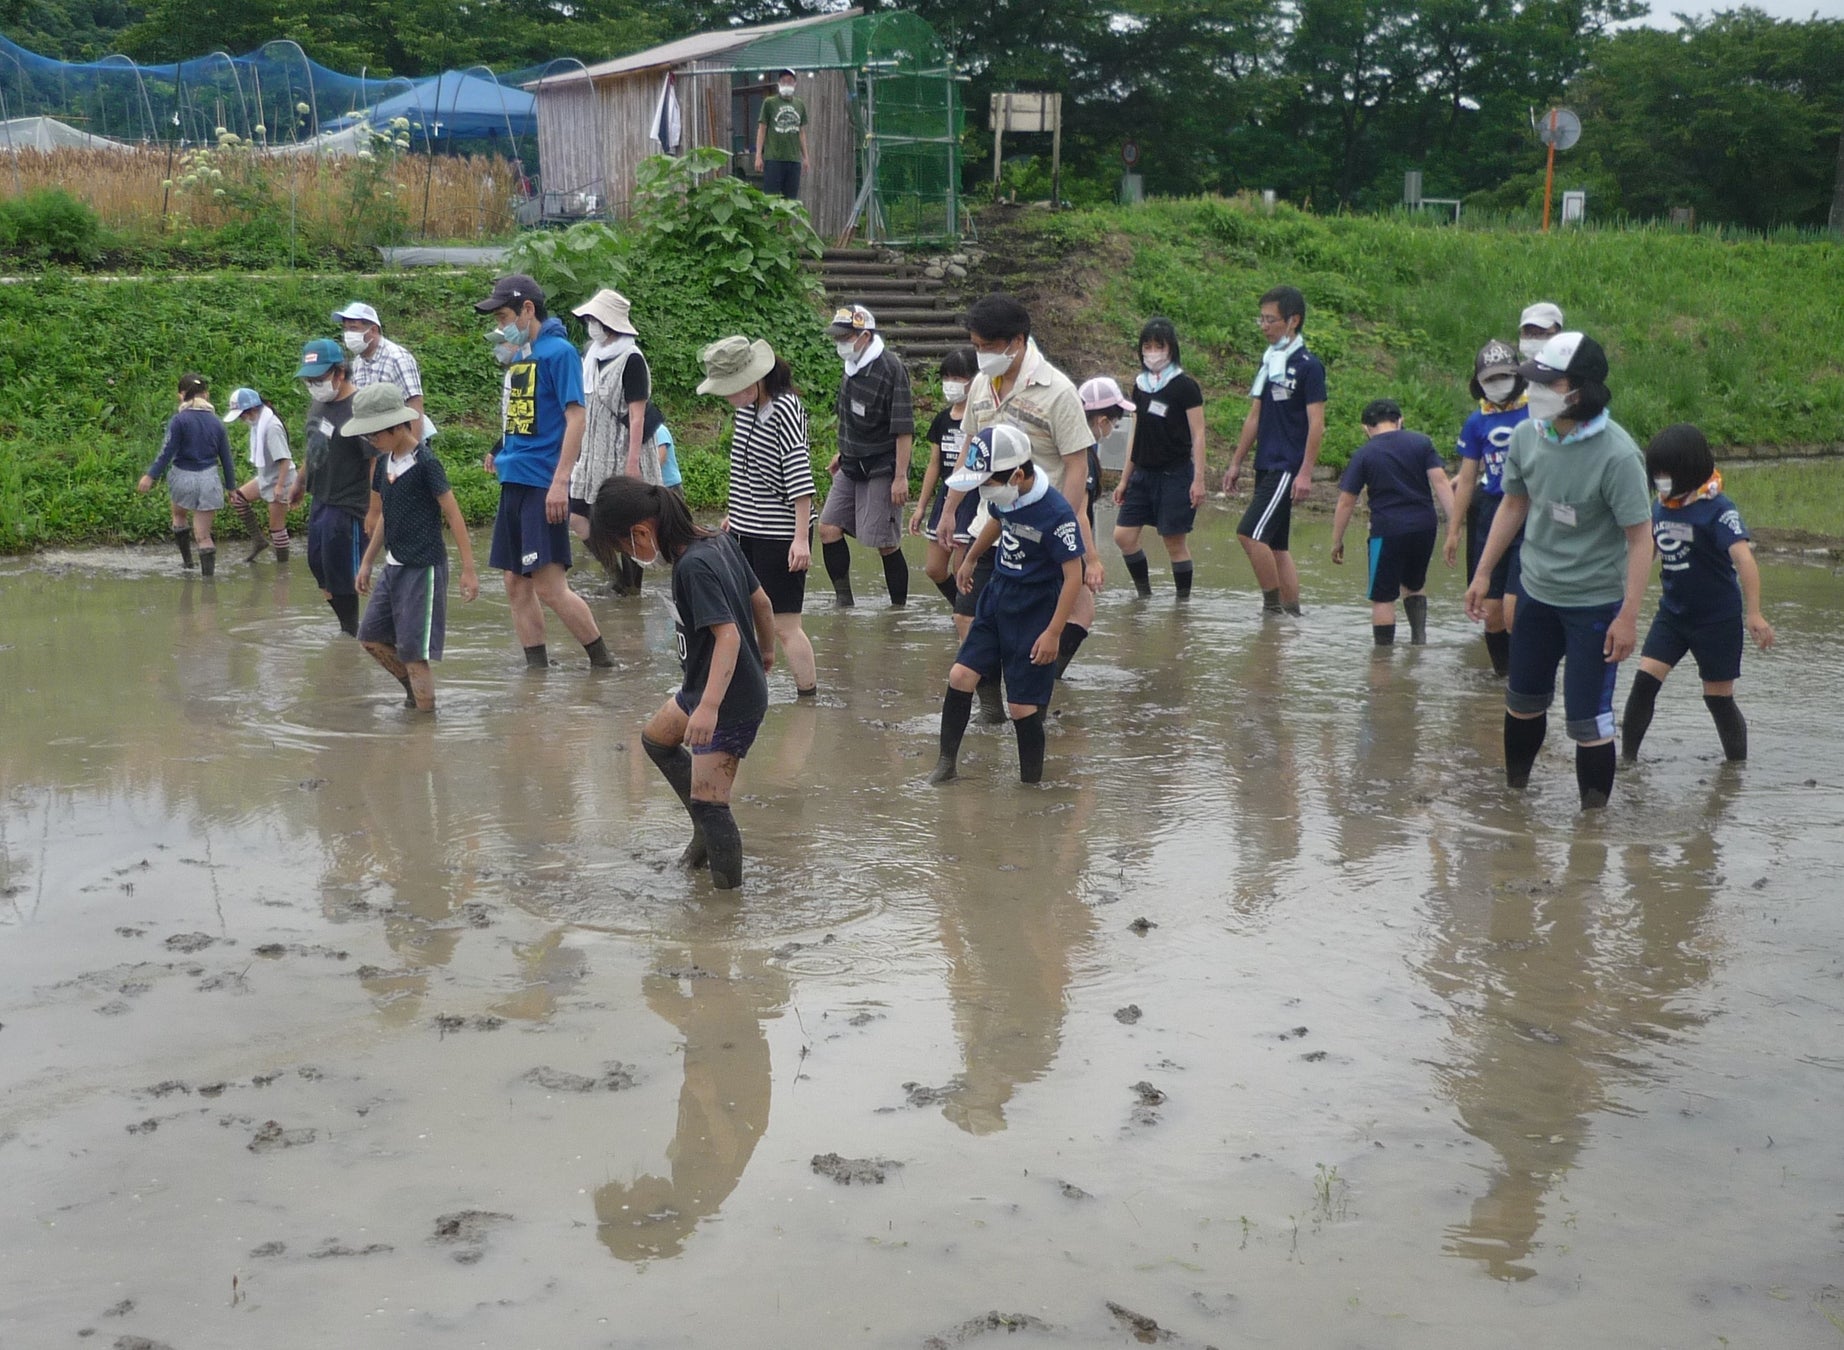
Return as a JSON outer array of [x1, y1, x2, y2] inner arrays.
[[1535, 107, 1581, 152]]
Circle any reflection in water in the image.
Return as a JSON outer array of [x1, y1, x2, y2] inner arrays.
[[596, 929, 787, 1261], [928, 780, 1097, 1135], [1222, 626, 1302, 915], [1421, 779, 1732, 1279]]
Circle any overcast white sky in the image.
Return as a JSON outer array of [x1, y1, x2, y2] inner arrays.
[[1639, 0, 1844, 22]]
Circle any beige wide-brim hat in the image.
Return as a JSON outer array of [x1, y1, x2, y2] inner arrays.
[[572, 288, 638, 337], [341, 382, 420, 438], [698, 336, 777, 397]]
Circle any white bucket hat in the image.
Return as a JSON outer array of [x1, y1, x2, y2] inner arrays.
[[573, 288, 639, 337]]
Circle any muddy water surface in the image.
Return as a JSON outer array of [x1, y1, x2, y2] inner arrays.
[[3, 510, 1842, 1349]]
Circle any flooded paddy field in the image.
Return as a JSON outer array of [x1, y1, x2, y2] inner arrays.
[[3, 510, 1842, 1349]]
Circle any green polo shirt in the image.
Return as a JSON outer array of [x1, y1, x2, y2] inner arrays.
[[1500, 414, 1650, 608]]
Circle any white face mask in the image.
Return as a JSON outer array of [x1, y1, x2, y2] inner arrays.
[[1519, 337, 1550, 361], [836, 338, 861, 362], [1654, 476, 1674, 498], [941, 380, 968, 404], [627, 531, 660, 568], [778, 83, 795, 98], [1524, 383, 1571, 423], [342, 330, 370, 354], [975, 346, 1015, 379], [1142, 349, 1169, 373], [1480, 375, 1517, 405], [979, 478, 1021, 509], [305, 377, 337, 402], [584, 318, 607, 345]]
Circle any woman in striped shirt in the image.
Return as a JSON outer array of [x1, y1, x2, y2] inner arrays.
[[699, 336, 818, 695]]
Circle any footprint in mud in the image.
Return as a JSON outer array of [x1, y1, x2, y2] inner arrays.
[[810, 1153, 901, 1185], [900, 1079, 962, 1108], [247, 1120, 317, 1152], [308, 1239, 392, 1258], [1106, 1300, 1177, 1344], [1277, 1026, 1309, 1041], [430, 1210, 512, 1265], [1056, 1180, 1093, 1200], [1114, 1005, 1143, 1024], [922, 1311, 1054, 1348], [108, 1337, 176, 1350], [521, 1064, 636, 1093], [249, 1241, 286, 1258], [1129, 1080, 1166, 1127], [1127, 917, 1158, 935], [163, 932, 217, 954], [433, 1013, 504, 1035]]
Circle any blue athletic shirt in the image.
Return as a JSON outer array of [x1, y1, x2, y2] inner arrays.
[[1456, 404, 1528, 497], [991, 478, 1083, 598], [496, 316, 584, 490], [1253, 347, 1326, 473], [1338, 429, 1443, 537], [1654, 492, 1750, 623]]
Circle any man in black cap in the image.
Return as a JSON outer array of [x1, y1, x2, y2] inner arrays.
[[754, 69, 809, 200], [475, 273, 613, 670], [819, 303, 914, 606]]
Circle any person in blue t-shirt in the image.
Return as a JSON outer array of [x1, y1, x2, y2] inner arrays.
[[649, 405, 683, 491], [474, 273, 612, 671], [928, 425, 1085, 786], [1331, 400, 1457, 646], [1621, 424, 1775, 762], [1443, 340, 1530, 675], [1223, 286, 1326, 616]]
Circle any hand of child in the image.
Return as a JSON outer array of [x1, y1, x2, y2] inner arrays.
[[908, 507, 923, 536], [1222, 465, 1241, 496], [788, 536, 810, 572], [1442, 533, 1459, 567], [890, 476, 909, 508], [459, 567, 479, 602], [1188, 477, 1207, 509], [1603, 609, 1638, 663], [1084, 557, 1104, 592], [1747, 613, 1775, 650], [1331, 541, 1344, 566], [1112, 482, 1127, 507], [1463, 577, 1489, 623], [356, 564, 372, 595], [136, 475, 153, 494], [955, 563, 974, 594], [686, 703, 718, 749], [1030, 626, 1061, 665]]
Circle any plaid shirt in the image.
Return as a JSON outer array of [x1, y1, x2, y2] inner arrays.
[[835, 344, 914, 466], [350, 336, 424, 401]]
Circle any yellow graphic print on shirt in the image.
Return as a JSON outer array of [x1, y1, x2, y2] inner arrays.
[[504, 360, 538, 438]]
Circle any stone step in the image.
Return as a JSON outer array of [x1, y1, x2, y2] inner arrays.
[[822, 274, 947, 295], [809, 259, 915, 278], [872, 322, 969, 342], [821, 247, 884, 262]]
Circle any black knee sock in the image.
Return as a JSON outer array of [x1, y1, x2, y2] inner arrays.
[[1054, 623, 1089, 680], [1504, 713, 1546, 789], [1404, 593, 1428, 645], [823, 538, 854, 603], [1373, 624, 1396, 646], [1283, 601, 1304, 617], [1576, 741, 1617, 809], [688, 801, 743, 890], [1123, 550, 1153, 597], [1261, 586, 1282, 613], [931, 686, 975, 781], [1014, 709, 1048, 783], [328, 593, 359, 636], [644, 735, 707, 866], [1704, 694, 1748, 761], [975, 674, 1005, 724], [524, 643, 549, 669], [1483, 628, 1511, 677], [1172, 559, 1194, 599], [1622, 669, 1663, 760], [934, 576, 959, 606], [881, 549, 909, 607], [584, 636, 614, 668]]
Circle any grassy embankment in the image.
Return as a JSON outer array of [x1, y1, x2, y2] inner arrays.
[[5, 200, 1843, 550], [978, 199, 1844, 539]]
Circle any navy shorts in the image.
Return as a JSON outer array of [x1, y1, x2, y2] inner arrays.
[[1641, 610, 1744, 683], [1238, 468, 1294, 550], [732, 530, 807, 616], [762, 159, 801, 199], [358, 561, 447, 663], [490, 482, 573, 575], [1466, 494, 1525, 602], [925, 486, 979, 545], [673, 690, 762, 758], [954, 580, 1059, 710], [952, 550, 995, 619], [306, 503, 366, 598], [1367, 529, 1435, 603], [1118, 463, 1198, 537], [1506, 594, 1623, 742]]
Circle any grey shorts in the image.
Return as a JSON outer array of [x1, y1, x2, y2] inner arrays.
[[254, 458, 293, 503], [168, 465, 227, 511], [358, 561, 448, 663], [819, 470, 903, 549]]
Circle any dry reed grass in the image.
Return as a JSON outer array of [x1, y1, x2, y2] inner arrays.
[[0, 145, 517, 239]]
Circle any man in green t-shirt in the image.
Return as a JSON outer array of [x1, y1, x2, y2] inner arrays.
[[754, 68, 809, 201]]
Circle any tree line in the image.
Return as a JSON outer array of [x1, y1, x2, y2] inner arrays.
[[5, 0, 1842, 229]]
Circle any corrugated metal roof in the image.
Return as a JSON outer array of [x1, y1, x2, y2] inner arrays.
[[527, 9, 863, 89]]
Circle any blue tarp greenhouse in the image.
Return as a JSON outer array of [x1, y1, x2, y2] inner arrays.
[[327, 72, 534, 145]]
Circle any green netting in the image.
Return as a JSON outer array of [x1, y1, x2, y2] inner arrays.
[[734, 12, 961, 243]]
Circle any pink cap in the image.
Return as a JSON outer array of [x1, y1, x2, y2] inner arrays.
[[1078, 376, 1134, 414]]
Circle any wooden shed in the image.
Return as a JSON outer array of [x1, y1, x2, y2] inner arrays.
[[529, 9, 962, 243]]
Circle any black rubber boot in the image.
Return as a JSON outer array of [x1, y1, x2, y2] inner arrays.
[[1172, 560, 1194, 600], [1261, 586, 1282, 615], [930, 686, 975, 783], [1576, 741, 1616, 810], [689, 801, 744, 890], [198, 547, 216, 578], [823, 538, 854, 607], [1404, 593, 1428, 645], [645, 736, 708, 870], [1373, 624, 1396, 646], [173, 528, 195, 570], [585, 636, 615, 669], [1124, 550, 1153, 598], [1014, 709, 1048, 784], [974, 674, 1006, 725], [524, 644, 549, 670]]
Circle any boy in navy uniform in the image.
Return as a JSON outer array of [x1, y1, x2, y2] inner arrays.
[[929, 425, 1085, 785], [1444, 340, 1531, 674], [1330, 399, 1457, 646], [1224, 285, 1326, 615], [1621, 424, 1775, 762]]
